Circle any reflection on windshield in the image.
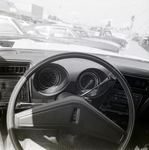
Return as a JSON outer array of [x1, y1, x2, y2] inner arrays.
[[0, 0, 149, 60]]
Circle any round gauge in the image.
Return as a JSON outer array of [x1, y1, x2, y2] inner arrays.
[[37, 67, 60, 89], [79, 72, 99, 90], [77, 69, 110, 98], [33, 64, 69, 96]]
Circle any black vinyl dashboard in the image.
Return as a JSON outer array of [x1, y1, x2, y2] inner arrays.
[[1, 49, 149, 130]]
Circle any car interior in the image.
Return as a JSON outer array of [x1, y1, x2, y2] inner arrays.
[[0, 49, 149, 150]]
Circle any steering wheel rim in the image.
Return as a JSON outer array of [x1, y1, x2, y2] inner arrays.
[[7, 52, 135, 150]]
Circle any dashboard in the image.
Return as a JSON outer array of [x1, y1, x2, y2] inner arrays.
[[1, 50, 149, 131]]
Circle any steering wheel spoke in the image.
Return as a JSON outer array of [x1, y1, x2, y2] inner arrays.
[[15, 95, 126, 144]]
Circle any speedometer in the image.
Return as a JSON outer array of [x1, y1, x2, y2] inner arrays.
[[37, 67, 60, 89], [33, 64, 69, 96]]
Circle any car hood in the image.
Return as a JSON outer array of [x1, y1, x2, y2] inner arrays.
[[85, 38, 121, 46], [26, 31, 121, 52], [0, 37, 121, 53], [12, 38, 119, 54], [0, 38, 149, 62], [49, 37, 121, 52]]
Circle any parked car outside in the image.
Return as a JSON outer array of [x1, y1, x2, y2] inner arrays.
[[26, 24, 121, 53], [88, 28, 129, 47], [139, 35, 149, 45], [132, 33, 140, 42]]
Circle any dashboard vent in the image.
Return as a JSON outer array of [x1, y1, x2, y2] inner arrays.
[[0, 64, 29, 75]]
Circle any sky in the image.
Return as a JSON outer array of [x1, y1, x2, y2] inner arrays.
[[6, 0, 149, 34]]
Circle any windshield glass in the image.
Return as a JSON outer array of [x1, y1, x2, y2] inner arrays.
[[0, 0, 149, 61], [0, 17, 19, 34]]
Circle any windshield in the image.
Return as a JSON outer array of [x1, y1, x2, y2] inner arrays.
[[0, 0, 149, 61]]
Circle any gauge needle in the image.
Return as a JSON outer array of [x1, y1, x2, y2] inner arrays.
[[81, 76, 110, 97], [83, 79, 94, 90]]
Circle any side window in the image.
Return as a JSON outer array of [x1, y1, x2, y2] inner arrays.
[[35, 26, 48, 36], [104, 31, 112, 37], [95, 31, 101, 36], [73, 30, 82, 37], [80, 31, 89, 38], [74, 31, 88, 38], [67, 30, 74, 38], [48, 28, 73, 38], [0, 18, 19, 34]]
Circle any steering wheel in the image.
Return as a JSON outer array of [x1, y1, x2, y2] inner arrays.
[[7, 53, 135, 150]]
